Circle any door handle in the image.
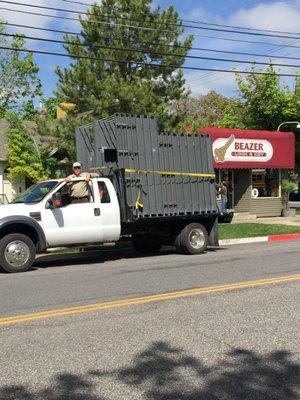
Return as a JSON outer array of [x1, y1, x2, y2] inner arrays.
[[94, 208, 101, 216]]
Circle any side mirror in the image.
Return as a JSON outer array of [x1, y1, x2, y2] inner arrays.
[[45, 200, 53, 210], [52, 192, 62, 208]]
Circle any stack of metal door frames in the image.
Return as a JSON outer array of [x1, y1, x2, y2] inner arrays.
[[76, 114, 217, 218]]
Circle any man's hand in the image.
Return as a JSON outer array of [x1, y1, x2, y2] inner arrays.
[[85, 173, 91, 182], [65, 176, 72, 183]]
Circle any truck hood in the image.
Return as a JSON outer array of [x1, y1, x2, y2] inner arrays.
[[0, 203, 38, 219]]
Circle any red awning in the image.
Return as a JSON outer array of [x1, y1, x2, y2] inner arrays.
[[200, 127, 295, 169]]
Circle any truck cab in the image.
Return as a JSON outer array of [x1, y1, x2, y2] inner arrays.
[[0, 178, 121, 273]]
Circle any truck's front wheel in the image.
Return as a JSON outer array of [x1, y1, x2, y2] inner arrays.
[[178, 223, 208, 255], [0, 233, 36, 273]]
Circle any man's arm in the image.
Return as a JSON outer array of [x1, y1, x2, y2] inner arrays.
[[65, 175, 72, 183]]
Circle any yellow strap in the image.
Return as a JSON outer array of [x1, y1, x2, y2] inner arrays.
[[89, 166, 214, 179], [125, 168, 215, 178], [134, 187, 144, 210], [89, 167, 214, 211]]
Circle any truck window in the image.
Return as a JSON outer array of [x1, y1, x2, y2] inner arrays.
[[11, 181, 59, 204], [98, 182, 110, 203], [57, 181, 94, 206]]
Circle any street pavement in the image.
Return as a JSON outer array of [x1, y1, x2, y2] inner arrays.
[[0, 241, 299, 399]]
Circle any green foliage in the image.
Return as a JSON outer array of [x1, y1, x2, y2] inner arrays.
[[22, 100, 37, 120], [281, 179, 296, 193], [219, 64, 300, 170], [5, 113, 54, 183], [43, 96, 62, 120], [220, 65, 299, 131], [218, 102, 248, 129], [36, 111, 93, 161], [0, 24, 42, 114], [173, 91, 238, 131], [281, 179, 297, 211], [55, 0, 193, 133]]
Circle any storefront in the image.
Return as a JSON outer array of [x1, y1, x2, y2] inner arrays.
[[200, 128, 295, 217]]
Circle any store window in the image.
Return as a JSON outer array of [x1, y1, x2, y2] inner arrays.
[[251, 169, 280, 198]]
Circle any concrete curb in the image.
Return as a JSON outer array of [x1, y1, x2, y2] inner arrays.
[[219, 233, 300, 246]]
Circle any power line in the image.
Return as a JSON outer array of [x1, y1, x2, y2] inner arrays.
[[1, 31, 299, 69], [1, 0, 300, 40], [2, 6, 300, 49], [194, 32, 300, 49], [0, 45, 299, 77], [186, 37, 300, 84], [3, 21, 300, 60], [60, 0, 300, 37]]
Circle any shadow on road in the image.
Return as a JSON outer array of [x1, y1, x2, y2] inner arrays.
[[1, 342, 299, 399], [32, 246, 225, 271]]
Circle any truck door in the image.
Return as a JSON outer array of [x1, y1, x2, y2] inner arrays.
[[97, 179, 121, 242], [42, 180, 104, 247]]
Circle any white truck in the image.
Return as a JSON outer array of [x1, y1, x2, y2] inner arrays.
[[0, 175, 218, 273]]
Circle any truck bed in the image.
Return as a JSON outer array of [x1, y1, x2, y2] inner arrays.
[[76, 114, 218, 222]]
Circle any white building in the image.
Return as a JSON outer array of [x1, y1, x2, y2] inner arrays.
[[0, 120, 26, 203]]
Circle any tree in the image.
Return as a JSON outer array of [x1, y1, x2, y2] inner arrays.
[[219, 65, 298, 131], [0, 24, 42, 115], [36, 110, 92, 161], [43, 96, 62, 120], [55, 0, 193, 131], [219, 65, 300, 171], [172, 91, 238, 131], [5, 113, 54, 183]]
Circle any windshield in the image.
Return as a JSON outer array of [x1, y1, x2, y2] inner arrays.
[[11, 181, 59, 204]]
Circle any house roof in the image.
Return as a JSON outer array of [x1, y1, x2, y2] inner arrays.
[[0, 119, 57, 161]]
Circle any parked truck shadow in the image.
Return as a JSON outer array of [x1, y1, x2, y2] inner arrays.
[[0, 342, 299, 399], [32, 246, 225, 271]]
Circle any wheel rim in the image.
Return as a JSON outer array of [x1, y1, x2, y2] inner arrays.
[[188, 228, 205, 250], [4, 240, 30, 268]]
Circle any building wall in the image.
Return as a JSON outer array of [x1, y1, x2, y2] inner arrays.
[[230, 168, 283, 217], [0, 161, 25, 202], [250, 198, 282, 217], [233, 169, 251, 213]]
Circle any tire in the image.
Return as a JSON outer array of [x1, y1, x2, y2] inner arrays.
[[208, 218, 219, 247], [0, 233, 36, 273], [132, 237, 162, 255], [179, 223, 208, 255], [174, 234, 182, 252]]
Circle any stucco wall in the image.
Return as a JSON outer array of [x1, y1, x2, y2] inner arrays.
[[0, 161, 25, 202]]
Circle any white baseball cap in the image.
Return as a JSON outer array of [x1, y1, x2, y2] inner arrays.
[[73, 162, 82, 168]]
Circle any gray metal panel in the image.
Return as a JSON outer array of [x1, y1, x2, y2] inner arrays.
[[75, 124, 94, 172], [76, 115, 217, 219]]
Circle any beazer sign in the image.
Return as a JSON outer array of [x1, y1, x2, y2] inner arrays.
[[213, 135, 273, 163]]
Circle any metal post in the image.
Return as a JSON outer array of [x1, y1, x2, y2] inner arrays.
[[277, 121, 300, 131]]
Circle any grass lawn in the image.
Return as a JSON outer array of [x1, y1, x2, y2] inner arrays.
[[219, 223, 300, 240], [296, 210, 300, 215]]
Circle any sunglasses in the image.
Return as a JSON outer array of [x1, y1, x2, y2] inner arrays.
[[73, 166, 81, 169]]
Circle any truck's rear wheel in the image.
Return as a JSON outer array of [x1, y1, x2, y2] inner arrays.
[[0, 233, 36, 273], [174, 234, 182, 252], [208, 218, 219, 247], [179, 223, 208, 255], [132, 237, 162, 255]]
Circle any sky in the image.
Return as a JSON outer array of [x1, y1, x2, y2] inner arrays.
[[2, 0, 300, 101]]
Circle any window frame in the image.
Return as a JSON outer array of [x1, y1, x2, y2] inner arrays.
[[251, 168, 281, 199]]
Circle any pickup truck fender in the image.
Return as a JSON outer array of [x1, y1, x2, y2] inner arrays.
[[0, 215, 47, 252]]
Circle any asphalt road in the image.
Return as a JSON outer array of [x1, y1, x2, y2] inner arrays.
[[0, 241, 299, 399]]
